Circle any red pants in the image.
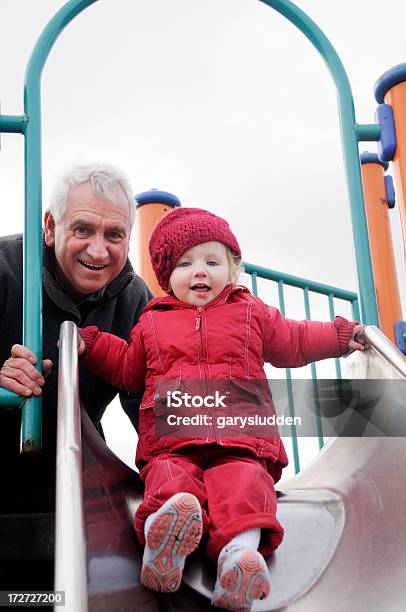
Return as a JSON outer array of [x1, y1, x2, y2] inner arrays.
[[135, 446, 284, 561]]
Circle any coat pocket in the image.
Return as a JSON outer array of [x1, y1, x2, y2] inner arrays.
[[223, 378, 278, 440], [151, 377, 183, 417], [229, 377, 265, 403], [139, 378, 184, 449], [225, 378, 269, 415]]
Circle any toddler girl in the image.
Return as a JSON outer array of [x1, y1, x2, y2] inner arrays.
[[79, 207, 366, 610]]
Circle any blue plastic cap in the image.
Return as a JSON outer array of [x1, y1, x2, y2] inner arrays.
[[375, 104, 397, 162], [374, 63, 406, 103], [384, 175, 396, 209], [135, 189, 181, 208], [360, 151, 388, 170], [395, 321, 406, 355]]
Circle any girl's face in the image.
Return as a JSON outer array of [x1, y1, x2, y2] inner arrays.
[[169, 241, 230, 306]]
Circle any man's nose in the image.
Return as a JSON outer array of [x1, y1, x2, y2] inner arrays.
[[86, 235, 108, 260]]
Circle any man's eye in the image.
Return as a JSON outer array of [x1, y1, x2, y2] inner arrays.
[[74, 227, 90, 237], [107, 232, 122, 241]]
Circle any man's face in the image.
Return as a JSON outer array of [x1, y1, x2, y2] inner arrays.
[[44, 181, 131, 297]]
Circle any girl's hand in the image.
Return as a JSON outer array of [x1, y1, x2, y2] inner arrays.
[[348, 324, 369, 352], [77, 333, 86, 356]]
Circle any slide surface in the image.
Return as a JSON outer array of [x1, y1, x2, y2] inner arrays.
[[80, 330, 406, 611]]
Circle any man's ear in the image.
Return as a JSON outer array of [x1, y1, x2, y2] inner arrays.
[[44, 211, 56, 247]]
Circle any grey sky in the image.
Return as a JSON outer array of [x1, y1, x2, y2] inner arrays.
[[1, 0, 405, 289], [1, 0, 405, 471]]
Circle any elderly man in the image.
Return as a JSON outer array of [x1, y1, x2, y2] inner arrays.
[[0, 164, 152, 511]]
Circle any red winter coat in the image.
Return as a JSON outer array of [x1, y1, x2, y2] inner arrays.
[[81, 284, 355, 480]]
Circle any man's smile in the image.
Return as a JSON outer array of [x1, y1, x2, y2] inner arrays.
[[78, 259, 107, 270]]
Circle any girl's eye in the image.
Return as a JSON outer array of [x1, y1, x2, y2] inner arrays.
[[207, 260, 218, 266], [178, 261, 191, 267]]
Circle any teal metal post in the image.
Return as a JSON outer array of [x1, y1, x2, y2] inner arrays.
[[0, 0, 99, 451], [355, 124, 381, 142], [0, 115, 28, 133], [277, 280, 300, 474], [303, 287, 324, 450], [259, 0, 379, 327], [351, 299, 361, 323], [328, 293, 342, 380], [21, 0, 99, 451]]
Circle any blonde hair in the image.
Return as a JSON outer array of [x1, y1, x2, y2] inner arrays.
[[226, 247, 243, 285]]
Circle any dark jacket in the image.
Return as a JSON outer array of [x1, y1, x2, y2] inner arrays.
[[0, 234, 152, 484]]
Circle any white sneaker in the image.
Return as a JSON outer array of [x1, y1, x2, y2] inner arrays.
[[212, 546, 271, 610], [141, 492, 203, 593]]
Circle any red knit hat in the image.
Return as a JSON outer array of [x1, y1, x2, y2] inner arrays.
[[149, 207, 241, 291]]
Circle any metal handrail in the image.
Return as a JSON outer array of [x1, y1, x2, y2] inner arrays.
[[54, 321, 88, 612]]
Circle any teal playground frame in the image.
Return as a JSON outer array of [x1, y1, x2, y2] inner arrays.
[[243, 262, 360, 473], [0, 0, 381, 455]]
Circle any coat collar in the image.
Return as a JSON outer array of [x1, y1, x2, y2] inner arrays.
[[142, 283, 250, 314]]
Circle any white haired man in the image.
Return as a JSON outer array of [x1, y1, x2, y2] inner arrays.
[[0, 164, 152, 512]]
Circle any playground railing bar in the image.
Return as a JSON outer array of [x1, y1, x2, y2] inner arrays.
[[242, 260, 360, 474]]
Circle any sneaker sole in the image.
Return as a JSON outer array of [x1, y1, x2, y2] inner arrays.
[[212, 550, 271, 610], [141, 493, 202, 593]]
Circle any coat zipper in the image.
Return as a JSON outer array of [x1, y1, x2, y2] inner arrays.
[[195, 308, 202, 331], [194, 306, 219, 443]]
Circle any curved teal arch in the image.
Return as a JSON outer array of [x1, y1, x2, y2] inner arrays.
[[259, 0, 378, 324], [0, 0, 379, 449]]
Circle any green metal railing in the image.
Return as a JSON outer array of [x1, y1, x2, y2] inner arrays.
[[0, 0, 380, 457], [0, 0, 99, 451], [243, 261, 360, 473]]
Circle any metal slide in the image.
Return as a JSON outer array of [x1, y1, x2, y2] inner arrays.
[[55, 323, 406, 611]]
